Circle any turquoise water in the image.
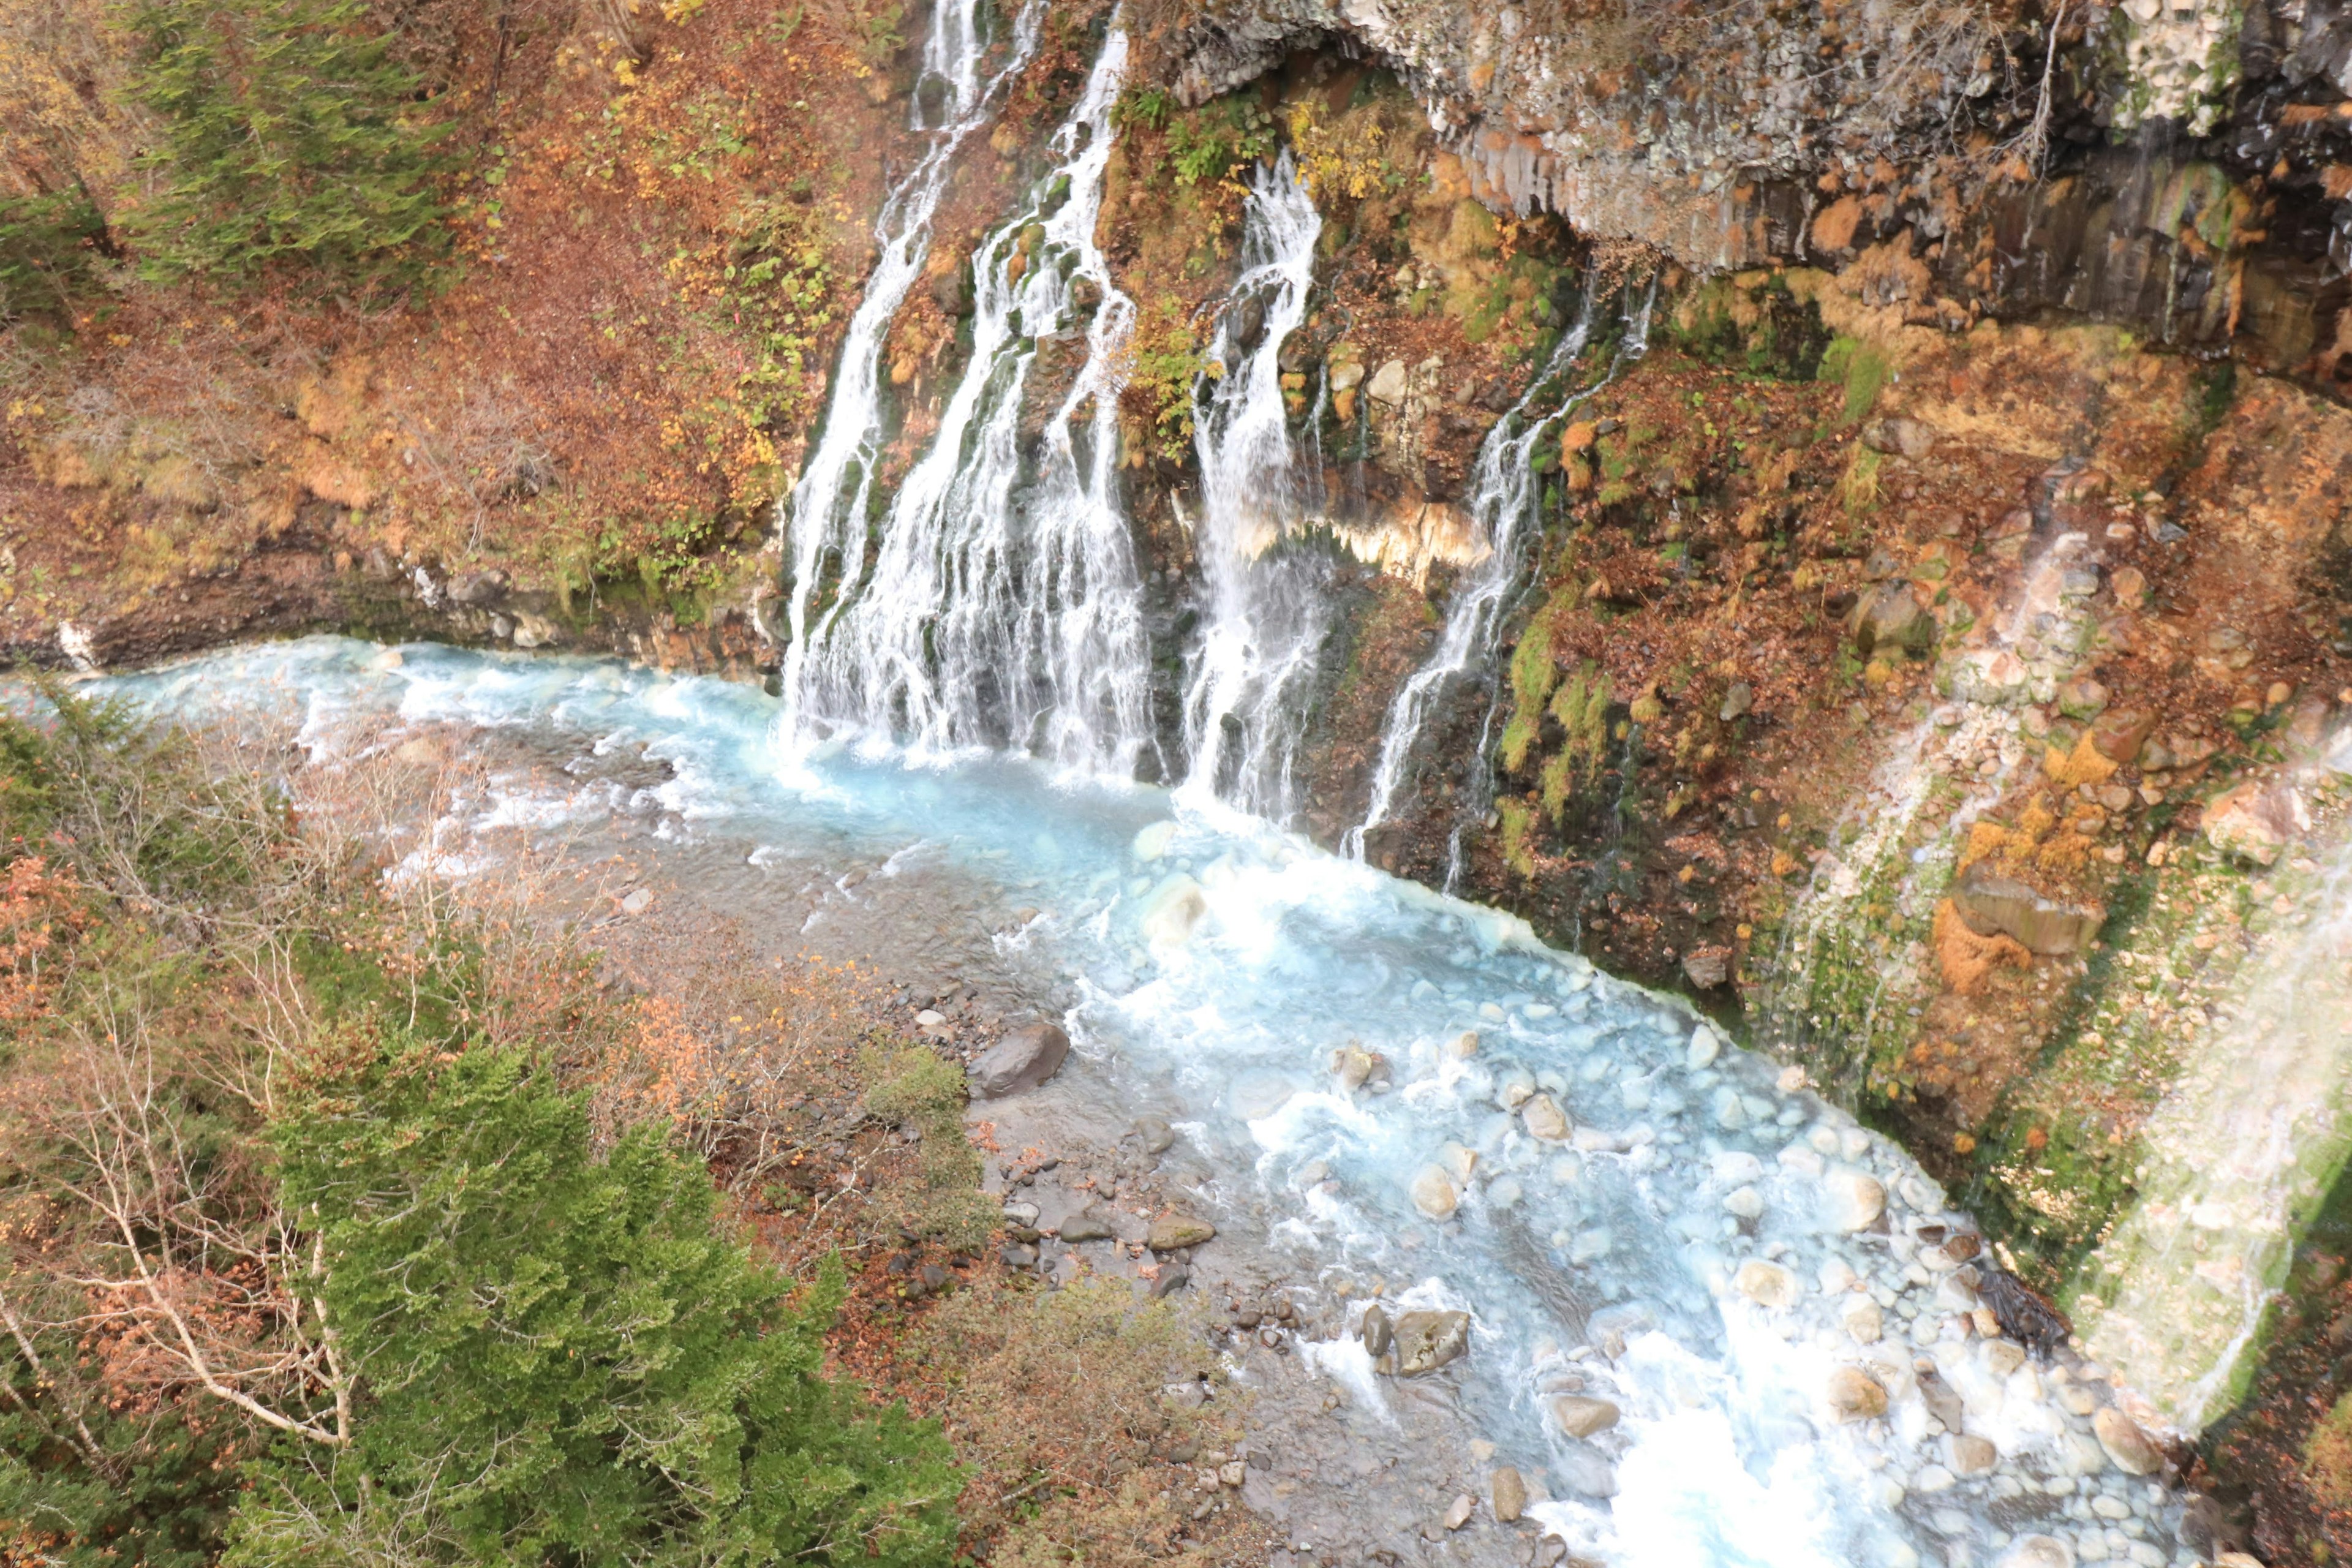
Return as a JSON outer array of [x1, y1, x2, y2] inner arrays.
[[85, 636, 2184, 1568]]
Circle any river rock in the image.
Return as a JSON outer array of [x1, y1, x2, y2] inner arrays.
[[1141, 875, 1208, 944], [1442, 1493, 1474, 1531], [2055, 676, 2109, 719], [1687, 1023, 1722, 1068], [1826, 1367, 1888, 1420], [1491, 1465, 1526, 1522], [2203, 779, 2310, 866], [1999, 1536, 2076, 1568], [1411, 1164, 1460, 1219], [1393, 1310, 1471, 1376], [1335, 1045, 1383, 1091], [1367, 358, 1409, 405], [1822, 1167, 1887, 1232], [1949, 1433, 1998, 1475], [1522, 1093, 1572, 1142], [1134, 1116, 1175, 1154], [1494, 1063, 1537, 1107], [1547, 1394, 1620, 1438], [2092, 1407, 2163, 1475], [1361, 1303, 1393, 1356], [1950, 864, 2104, 955], [1057, 1205, 1114, 1243], [1844, 1297, 1883, 1343], [1735, 1259, 1799, 1308], [969, 1022, 1071, 1098], [1440, 1142, 1478, 1183], [1147, 1214, 1216, 1252]]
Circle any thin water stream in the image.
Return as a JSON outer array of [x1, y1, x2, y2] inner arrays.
[[782, 22, 1152, 775], [776, 0, 1042, 751], [100, 637, 2195, 1568]]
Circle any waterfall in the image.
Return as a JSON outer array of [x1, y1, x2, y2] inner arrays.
[[1178, 153, 1328, 821], [2084, 731, 2352, 1430], [780, 21, 1153, 774], [1342, 282, 1654, 872], [775, 0, 1043, 752]]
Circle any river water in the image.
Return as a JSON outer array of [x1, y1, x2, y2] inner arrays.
[[96, 635, 2191, 1568]]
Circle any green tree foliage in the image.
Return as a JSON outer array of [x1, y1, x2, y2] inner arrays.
[[0, 183, 109, 321], [232, 1038, 963, 1566], [0, 700, 964, 1566], [124, 0, 451, 291]]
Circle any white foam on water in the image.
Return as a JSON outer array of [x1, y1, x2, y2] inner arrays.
[[72, 636, 2203, 1568]]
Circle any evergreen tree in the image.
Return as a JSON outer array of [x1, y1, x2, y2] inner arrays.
[[124, 0, 449, 291], [227, 1038, 963, 1567]]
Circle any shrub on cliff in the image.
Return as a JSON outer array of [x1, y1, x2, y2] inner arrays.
[[123, 0, 451, 292]]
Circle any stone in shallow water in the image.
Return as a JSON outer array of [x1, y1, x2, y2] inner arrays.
[[1735, 1259, 1799, 1308], [1411, 1165, 1459, 1219], [1822, 1167, 1887, 1232], [1360, 1303, 1393, 1356], [1547, 1394, 1620, 1438], [1827, 1366, 1888, 1420], [1950, 1434, 1998, 1475], [1393, 1310, 1471, 1376], [1056, 1205, 1114, 1243], [1147, 1214, 1215, 1251], [1521, 1093, 1570, 1142], [1441, 1493, 1474, 1531], [1998, 1536, 2076, 1568], [968, 1022, 1070, 1098], [1491, 1465, 1526, 1522], [2092, 1408, 2163, 1476]]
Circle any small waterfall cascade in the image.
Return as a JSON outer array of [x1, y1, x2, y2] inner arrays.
[[1177, 153, 1330, 822], [1755, 527, 2103, 1091], [2084, 730, 2352, 1430], [775, 0, 1042, 750], [1341, 282, 1647, 864], [778, 23, 1153, 773]]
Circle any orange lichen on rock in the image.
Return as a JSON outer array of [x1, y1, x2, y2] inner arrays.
[[1932, 897, 2030, 995]]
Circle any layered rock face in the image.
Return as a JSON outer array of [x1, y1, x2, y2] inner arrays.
[[1156, 0, 2352, 374]]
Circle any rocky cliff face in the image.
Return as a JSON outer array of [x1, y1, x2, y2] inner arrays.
[[1151, 0, 2352, 379]]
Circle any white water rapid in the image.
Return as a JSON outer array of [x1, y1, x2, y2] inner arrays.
[[89, 637, 2202, 1568], [779, 23, 1153, 775], [775, 0, 1042, 751], [1344, 284, 1653, 865], [1179, 153, 1330, 822]]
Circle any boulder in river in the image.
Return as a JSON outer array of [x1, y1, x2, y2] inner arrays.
[[1056, 1205, 1114, 1243], [1491, 1465, 1526, 1523], [1735, 1259, 1799, 1308], [1392, 1309, 1471, 1376], [1547, 1395, 1620, 1438], [2092, 1407, 2163, 1476], [1521, 1093, 1571, 1142], [1826, 1366, 1888, 1420], [1411, 1164, 1460, 1219], [1360, 1303, 1393, 1357], [968, 1022, 1070, 1098], [1146, 1213, 1215, 1252], [1821, 1167, 1887, 1232]]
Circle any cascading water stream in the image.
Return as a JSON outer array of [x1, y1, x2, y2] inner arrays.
[[2084, 729, 2352, 1429], [782, 22, 1153, 775], [775, 0, 1042, 752], [1342, 281, 1653, 867], [85, 636, 2203, 1568], [1178, 153, 1329, 822]]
